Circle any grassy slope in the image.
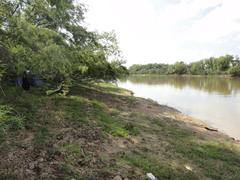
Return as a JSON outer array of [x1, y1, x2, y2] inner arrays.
[[0, 83, 240, 180]]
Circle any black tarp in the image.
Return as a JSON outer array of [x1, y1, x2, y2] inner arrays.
[[16, 71, 43, 87]]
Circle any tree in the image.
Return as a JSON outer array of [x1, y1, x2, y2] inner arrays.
[[0, 0, 127, 86], [0, 45, 8, 80], [189, 61, 206, 75], [215, 55, 233, 72], [128, 55, 237, 76], [229, 56, 240, 77], [0, 45, 7, 95], [172, 61, 188, 75], [229, 65, 240, 77]]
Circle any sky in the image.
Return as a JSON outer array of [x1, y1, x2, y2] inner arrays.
[[81, 0, 240, 66]]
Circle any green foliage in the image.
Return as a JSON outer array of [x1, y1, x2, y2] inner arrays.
[[171, 61, 188, 75], [189, 61, 206, 75], [0, 105, 24, 141], [0, 46, 7, 82], [93, 106, 129, 137], [0, 0, 127, 86], [228, 56, 240, 77], [229, 65, 240, 77], [0, 64, 5, 81], [129, 55, 238, 76], [129, 63, 169, 74]]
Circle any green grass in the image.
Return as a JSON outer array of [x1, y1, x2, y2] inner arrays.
[[0, 83, 131, 141], [59, 143, 82, 156], [151, 117, 240, 179], [118, 114, 240, 179], [92, 103, 129, 137], [124, 122, 139, 136], [58, 163, 84, 180], [97, 111, 129, 137], [94, 82, 132, 95], [122, 153, 199, 180], [33, 127, 52, 149], [0, 173, 17, 180], [0, 105, 24, 142], [0, 82, 240, 179]]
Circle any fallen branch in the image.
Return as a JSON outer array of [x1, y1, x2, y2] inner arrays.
[[46, 83, 69, 96], [46, 86, 63, 96], [205, 127, 218, 132]]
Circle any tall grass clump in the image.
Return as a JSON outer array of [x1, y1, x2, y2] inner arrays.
[[0, 105, 24, 141]]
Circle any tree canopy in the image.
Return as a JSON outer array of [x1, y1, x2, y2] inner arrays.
[[129, 55, 240, 77], [0, 0, 128, 86]]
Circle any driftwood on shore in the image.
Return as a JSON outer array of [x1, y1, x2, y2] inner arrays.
[[205, 127, 218, 132]]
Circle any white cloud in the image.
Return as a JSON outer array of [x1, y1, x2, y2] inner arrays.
[[185, 0, 240, 43], [81, 0, 240, 66]]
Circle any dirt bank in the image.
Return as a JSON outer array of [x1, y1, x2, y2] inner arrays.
[[0, 83, 239, 179]]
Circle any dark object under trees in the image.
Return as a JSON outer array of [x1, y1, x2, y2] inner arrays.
[[22, 72, 30, 91], [16, 70, 43, 91]]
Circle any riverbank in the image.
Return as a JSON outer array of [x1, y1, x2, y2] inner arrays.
[[119, 74, 240, 139], [129, 73, 240, 78], [0, 83, 240, 179]]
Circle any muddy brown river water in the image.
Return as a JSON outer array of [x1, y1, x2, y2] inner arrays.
[[119, 75, 240, 139]]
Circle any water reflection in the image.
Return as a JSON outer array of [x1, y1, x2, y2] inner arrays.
[[121, 75, 240, 95], [118, 75, 240, 139]]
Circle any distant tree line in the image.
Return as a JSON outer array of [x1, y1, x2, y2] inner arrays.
[[129, 55, 240, 77]]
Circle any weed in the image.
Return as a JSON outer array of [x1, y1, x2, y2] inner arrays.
[[0, 105, 24, 142]]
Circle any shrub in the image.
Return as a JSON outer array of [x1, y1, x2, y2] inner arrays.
[[229, 65, 240, 77], [0, 105, 24, 139]]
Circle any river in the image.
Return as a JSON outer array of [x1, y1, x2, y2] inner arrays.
[[118, 75, 240, 139]]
